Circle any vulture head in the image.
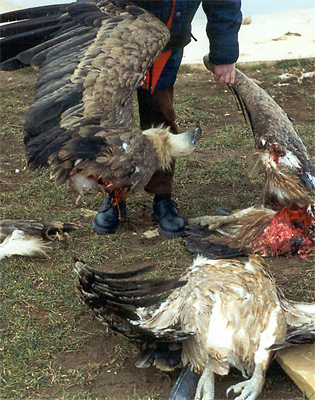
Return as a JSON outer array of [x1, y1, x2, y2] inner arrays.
[[67, 125, 201, 203], [142, 125, 202, 170]]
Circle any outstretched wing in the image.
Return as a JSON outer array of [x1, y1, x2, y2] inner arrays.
[[75, 261, 190, 371], [0, 1, 170, 188], [75, 260, 189, 340]]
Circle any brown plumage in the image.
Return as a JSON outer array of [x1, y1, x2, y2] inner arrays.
[[186, 60, 315, 259], [226, 66, 315, 208], [0, 1, 201, 203], [0, 220, 77, 260], [75, 255, 315, 400]]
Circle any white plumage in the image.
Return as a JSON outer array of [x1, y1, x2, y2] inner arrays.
[[0, 220, 77, 260], [0, 230, 47, 261], [75, 254, 314, 400]]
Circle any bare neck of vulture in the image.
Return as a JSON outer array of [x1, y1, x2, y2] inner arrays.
[[142, 126, 197, 170]]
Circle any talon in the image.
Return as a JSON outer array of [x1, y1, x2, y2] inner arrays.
[[226, 381, 247, 398], [226, 385, 234, 398]]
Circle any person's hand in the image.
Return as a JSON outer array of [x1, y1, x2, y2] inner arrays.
[[213, 64, 235, 85]]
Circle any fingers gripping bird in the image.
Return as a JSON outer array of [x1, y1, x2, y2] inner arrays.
[[186, 59, 314, 259]]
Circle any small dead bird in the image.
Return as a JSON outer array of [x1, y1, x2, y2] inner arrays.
[[0, 220, 77, 260], [75, 255, 314, 400]]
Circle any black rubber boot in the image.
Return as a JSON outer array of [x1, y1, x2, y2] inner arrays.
[[153, 194, 185, 238], [93, 194, 126, 235]]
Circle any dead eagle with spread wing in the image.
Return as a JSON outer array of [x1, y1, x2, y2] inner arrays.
[[0, 220, 77, 260], [186, 60, 315, 259], [0, 1, 201, 204], [75, 255, 315, 400]]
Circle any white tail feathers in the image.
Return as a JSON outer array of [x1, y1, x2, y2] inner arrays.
[[0, 230, 48, 261]]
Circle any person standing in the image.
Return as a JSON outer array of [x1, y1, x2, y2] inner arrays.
[[93, 0, 242, 238]]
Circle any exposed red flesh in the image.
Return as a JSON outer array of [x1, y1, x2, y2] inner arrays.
[[252, 205, 315, 258]]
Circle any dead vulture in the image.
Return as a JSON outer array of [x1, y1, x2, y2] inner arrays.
[[0, 220, 77, 260], [186, 60, 315, 259], [0, 1, 201, 203], [75, 255, 315, 400]]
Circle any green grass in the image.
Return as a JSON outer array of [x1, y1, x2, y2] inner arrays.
[[274, 58, 315, 69], [0, 256, 87, 398], [0, 61, 314, 400], [175, 102, 209, 125], [298, 124, 315, 150], [199, 124, 253, 151]]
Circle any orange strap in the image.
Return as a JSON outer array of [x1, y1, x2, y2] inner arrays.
[[142, 0, 175, 93], [166, 0, 176, 29]]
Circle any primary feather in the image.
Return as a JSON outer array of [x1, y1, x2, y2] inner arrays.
[[75, 255, 314, 400]]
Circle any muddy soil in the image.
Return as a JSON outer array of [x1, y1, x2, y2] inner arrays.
[[0, 61, 314, 400]]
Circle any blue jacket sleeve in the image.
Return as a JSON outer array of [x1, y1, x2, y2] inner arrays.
[[202, 0, 242, 65]]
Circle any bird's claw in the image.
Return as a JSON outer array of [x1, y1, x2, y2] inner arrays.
[[226, 382, 246, 398], [226, 378, 263, 400]]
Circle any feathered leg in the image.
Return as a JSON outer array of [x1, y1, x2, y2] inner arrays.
[[194, 365, 215, 400], [226, 305, 286, 400]]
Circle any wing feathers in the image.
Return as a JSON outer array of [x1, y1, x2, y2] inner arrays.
[[0, 0, 170, 193], [75, 260, 190, 347], [0, 4, 68, 23]]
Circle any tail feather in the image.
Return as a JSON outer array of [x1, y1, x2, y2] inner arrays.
[[185, 223, 245, 258], [169, 364, 200, 400], [185, 225, 247, 259], [185, 207, 275, 258], [135, 342, 183, 371]]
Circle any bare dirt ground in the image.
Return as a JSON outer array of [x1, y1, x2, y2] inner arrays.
[[0, 59, 314, 400]]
